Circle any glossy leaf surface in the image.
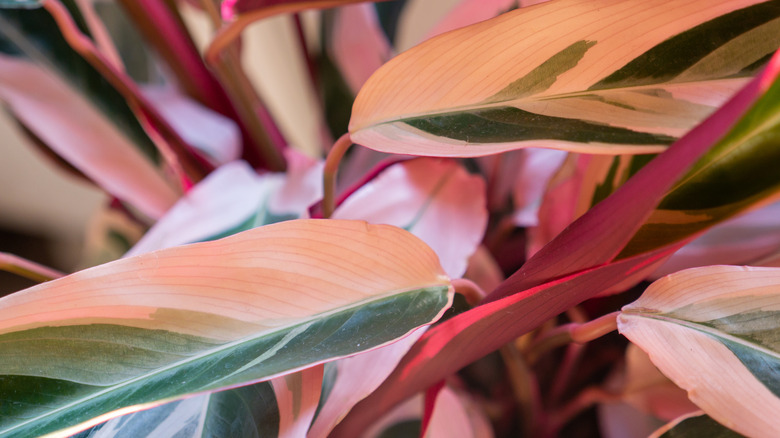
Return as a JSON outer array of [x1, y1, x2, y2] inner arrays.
[[351, 0, 778, 157], [620, 266, 780, 438], [335, 49, 780, 437], [0, 220, 452, 437], [71, 384, 279, 438]]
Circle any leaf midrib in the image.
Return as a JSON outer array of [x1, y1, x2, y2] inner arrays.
[[623, 311, 780, 361], [357, 77, 747, 131], [0, 283, 450, 435]]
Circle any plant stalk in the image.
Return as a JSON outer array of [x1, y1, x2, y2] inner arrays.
[[526, 311, 619, 363], [44, 0, 208, 190], [322, 133, 353, 218]]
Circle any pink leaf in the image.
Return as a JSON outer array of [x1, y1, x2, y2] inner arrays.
[[333, 158, 487, 278], [335, 50, 780, 436], [0, 55, 177, 219], [330, 4, 392, 95]]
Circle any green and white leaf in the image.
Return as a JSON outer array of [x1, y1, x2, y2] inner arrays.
[[71, 383, 279, 438], [350, 0, 780, 157], [619, 265, 780, 438], [0, 220, 452, 437], [618, 57, 780, 258]]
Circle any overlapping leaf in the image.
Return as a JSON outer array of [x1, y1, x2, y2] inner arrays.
[[0, 219, 452, 437], [71, 384, 280, 438], [333, 157, 487, 278], [334, 48, 780, 437], [0, 55, 177, 219], [619, 265, 780, 438], [126, 156, 322, 257], [350, 0, 779, 157], [0, 4, 158, 160]]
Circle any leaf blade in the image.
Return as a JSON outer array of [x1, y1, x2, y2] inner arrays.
[[350, 0, 779, 157], [619, 265, 780, 438], [0, 219, 452, 438]]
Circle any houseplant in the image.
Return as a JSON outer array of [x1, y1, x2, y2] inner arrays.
[[1, 0, 780, 436]]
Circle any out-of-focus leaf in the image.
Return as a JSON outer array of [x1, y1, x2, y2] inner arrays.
[[0, 6, 158, 160], [221, 0, 389, 21], [619, 344, 698, 421], [330, 4, 392, 95], [463, 246, 504, 295], [271, 365, 323, 437], [619, 265, 780, 438], [334, 49, 780, 437], [527, 152, 655, 255], [71, 384, 279, 438], [511, 148, 568, 227], [651, 412, 744, 438], [350, 0, 777, 157], [423, 386, 493, 438], [0, 0, 40, 8], [598, 402, 666, 438], [333, 157, 487, 278], [0, 219, 452, 437], [142, 87, 241, 168], [81, 203, 146, 268], [652, 202, 780, 277], [0, 55, 177, 219], [126, 156, 322, 257]]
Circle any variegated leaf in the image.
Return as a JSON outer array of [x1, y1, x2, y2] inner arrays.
[[71, 384, 279, 438], [308, 158, 486, 437], [351, 0, 778, 157], [270, 365, 323, 437], [0, 219, 452, 437], [619, 265, 780, 438], [652, 202, 780, 278], [334, 50, 780, 437], [618, 52, 780, 259]]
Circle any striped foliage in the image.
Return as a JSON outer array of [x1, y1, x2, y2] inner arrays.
[[71, 384, 279, 438], [619, 266, 780, 438], [350, 0, 780, 157], [0, 220, 452, 438], [617, 59, 780, 258]]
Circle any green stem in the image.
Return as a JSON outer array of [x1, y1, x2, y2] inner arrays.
[[500, 343, 541, 438], [544, 386, 622, 436], [526, 311, 618, 363], [322, 133, 352, 218]]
